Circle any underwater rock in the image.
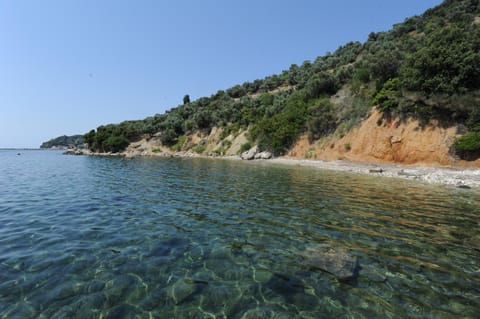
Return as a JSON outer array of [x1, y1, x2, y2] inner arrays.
[[105, 304, 139, 319], [360, 264, 387, 283], [240, 307, 290, 319], [148, 237, 190, 257], [253, 268, 273, 284], [168, 278, 198, 304], [301, 244, 358, 280], [262, 272, 307, 303]]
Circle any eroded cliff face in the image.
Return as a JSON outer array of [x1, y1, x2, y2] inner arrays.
[[288, 109, 480, 167], [94, 108, 480, 168], [121, 127, 249, 158]]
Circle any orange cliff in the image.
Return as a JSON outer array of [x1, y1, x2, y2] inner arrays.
[[288, 109, 480, 168]]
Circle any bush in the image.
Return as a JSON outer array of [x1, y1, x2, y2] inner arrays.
[[453, 132, 480, 160], [102, 135, 129, 153], [401, 25, 480, 94], [159, 128, 179, 146], [193, 145, 206, 154], [251, 91, 309, 155], [171, 135, 187, 151], [239, 142, 252, 154], [306, 99, 337, 142], [372, 78, 400, 112]]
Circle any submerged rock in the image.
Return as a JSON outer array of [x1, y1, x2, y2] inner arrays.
[[168, 277, 202, 304], [360, 263, 387, 283], [240, 307, 290, 319], [105, 304, 139, 319], [301, 244, 358, 280]]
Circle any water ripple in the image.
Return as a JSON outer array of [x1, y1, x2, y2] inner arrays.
[[0, 150, 479, 318]]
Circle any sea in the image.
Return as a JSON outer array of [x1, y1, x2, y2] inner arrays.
[[0, 149, 479, 318]]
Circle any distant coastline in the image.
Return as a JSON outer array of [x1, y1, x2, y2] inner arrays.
[[0, 148, 43, 150]]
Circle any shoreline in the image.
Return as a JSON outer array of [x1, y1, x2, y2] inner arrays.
[[64, 149, 480, 189], [266, 157, 480, 189]]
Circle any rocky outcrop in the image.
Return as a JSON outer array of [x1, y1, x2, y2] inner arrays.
[[241, 146, 258, 160], [63, 149, 90, 155], [240, 146, 272, 160], [255, 151, 273, 160]]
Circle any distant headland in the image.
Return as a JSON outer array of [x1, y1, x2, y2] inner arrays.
[[40, 135, 85, 150]]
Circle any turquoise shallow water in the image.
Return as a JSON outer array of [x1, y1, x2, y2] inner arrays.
[[0, 150, 479, 318]]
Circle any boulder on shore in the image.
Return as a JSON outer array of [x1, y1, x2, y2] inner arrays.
[[241, 146, 272, 160], [241, 146, 258, 160], [63, 149, 87, 155], [254, 151, 273, 160]]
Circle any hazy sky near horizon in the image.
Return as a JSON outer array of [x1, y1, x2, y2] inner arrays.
[[0, 0, 443, 148]]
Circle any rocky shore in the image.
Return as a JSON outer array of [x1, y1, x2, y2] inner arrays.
[[267, 157, 480, 189], [64, 148, 480, 189]]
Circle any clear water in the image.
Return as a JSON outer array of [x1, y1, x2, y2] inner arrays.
[[0, 150, 479, 319]]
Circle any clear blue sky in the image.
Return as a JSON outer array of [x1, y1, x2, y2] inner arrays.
[[0, 0, 442, 148]]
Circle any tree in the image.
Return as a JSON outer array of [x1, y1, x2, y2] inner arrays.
[[401, 25, 480, 94], [183, 94, 190, 104], [84, 130, 96, 149], [306, 99, 337, 141], [102, 135, 129, 153]]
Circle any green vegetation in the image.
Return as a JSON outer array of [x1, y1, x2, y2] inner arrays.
[[83, 0, 480, 160], [239, 142, 252, 154], [453, 133, 480, 160], [40, 135, 84, 149], [171, 135, 187, 152], [372, 78, 401, 112], [193, 145, 206, 154]]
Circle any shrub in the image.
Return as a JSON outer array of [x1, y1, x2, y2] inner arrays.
[[171, 135, 187, 151], [193, 145, 206, 154], [372, 78, 401, 112], [239, 142, 252, 154], [159, 128, 178, 146], [453, 132, 480, 160], [102, 135, 129, 153], [306, 99, 337, 142], [400, 25, 480, 95]]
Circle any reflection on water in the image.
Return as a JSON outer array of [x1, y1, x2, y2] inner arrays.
[[0, 150, 479, 318]]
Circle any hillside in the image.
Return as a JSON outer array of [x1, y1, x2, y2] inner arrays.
[[81, 0, 480, 165], [40, 135, 84, 149]]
